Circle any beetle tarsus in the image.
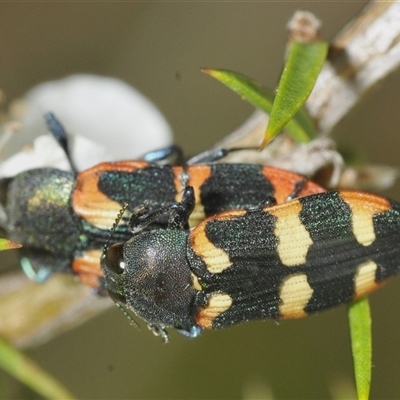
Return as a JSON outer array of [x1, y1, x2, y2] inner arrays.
[[44, 112, 78, 172]]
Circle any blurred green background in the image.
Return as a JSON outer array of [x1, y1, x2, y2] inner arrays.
[[2, 2, 400, 399]]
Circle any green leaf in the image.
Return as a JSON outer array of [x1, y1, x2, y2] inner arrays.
[[202, 68, 316, 144], [202, 68, 275, 110], [0, 238, 21, 251], [348, 298, 372, 400], [262, 40, 328, 148], [0, 336, 77, 399]]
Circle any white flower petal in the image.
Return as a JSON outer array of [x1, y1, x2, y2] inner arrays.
[[0, 134, 112, 176], [3, 74, 172, 172]]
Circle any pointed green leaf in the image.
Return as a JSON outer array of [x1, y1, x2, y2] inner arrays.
[[261, 40, 328, 148], [0, 238, 21, 251], [203, 68, 316, 143], [0, 336, 77, 399], [348, 298, 372, 400], [202, 68, 275, 110]]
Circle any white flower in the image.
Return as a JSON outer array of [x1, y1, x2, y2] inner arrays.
[[0, 74, 172, 176]]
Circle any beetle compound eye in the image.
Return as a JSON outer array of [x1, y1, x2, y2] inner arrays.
[[104, 243, 125, 274]]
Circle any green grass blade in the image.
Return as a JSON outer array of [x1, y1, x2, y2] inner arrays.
[[0, 336, 77, 400], [348, 298, 372, 400], [202, 68, 275, 111], [202, 68, 316, 144], [262, 40, 328, 148], [0, 239, 21, 251]]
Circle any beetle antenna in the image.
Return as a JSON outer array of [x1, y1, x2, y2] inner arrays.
[[107, 289, 141, 330], [102, 202, 129, 259], [115, 302, 141, 331]]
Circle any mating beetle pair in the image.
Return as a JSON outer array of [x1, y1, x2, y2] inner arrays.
[[2, 114, 400, 340]]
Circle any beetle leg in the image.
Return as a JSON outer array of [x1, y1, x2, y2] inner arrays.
[[141, 145, 184, 165], [176, 325, 203, 338], [129, 186, 196, 232], [286, 177, 307, 201], [44, 112, 78, 172], [187, 147, 258, 164], [168, 186, 195, 229], [247, 196, 277, 212]]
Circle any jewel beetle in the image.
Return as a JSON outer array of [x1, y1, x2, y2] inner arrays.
[[0, 113, 327, 291], [101, 186, 400, 340], [0, 159, 325, 291]]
